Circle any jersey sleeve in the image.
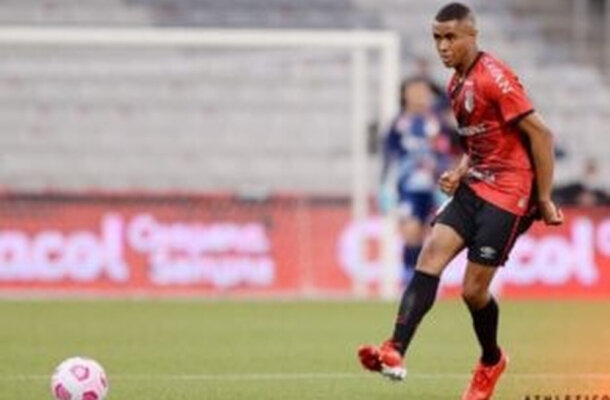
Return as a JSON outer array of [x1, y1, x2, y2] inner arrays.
[[485, 68, 534, 124]]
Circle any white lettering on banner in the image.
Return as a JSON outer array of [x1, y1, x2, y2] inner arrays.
[[150, 258, 274, 288], [128, 214, 270, 254], [0, 213, 275, 288], [132, 214, 274, 287], [338, 217, 604, 293], [597, 219, 610, 257], [0, 215, 128, 282]]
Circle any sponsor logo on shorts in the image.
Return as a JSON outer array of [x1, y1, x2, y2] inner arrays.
[[479, 246, 497, 260]]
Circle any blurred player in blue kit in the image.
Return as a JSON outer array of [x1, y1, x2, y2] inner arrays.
[[379, 76, 455, 282]]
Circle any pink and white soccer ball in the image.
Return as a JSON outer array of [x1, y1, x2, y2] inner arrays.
[[50, 357, 109, 400]]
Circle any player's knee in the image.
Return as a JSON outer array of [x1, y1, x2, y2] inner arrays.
[[415, 242, 451, 276], [414, 243, 443, 275], [461, 283, 489, 309]]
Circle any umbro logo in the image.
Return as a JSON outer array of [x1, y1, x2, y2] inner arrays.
[[479, 246, 497, 260]]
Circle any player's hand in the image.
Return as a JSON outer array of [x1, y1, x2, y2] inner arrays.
[[538, 199, 564, 226], [438, 170, 461, 195]]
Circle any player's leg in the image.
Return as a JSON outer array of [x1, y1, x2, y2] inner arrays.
[[358, 222, 465, 381], [463, 200, 534, 365], [461, 261, 508, 400], [392, 222, 465, 355], [462, 261, 501, 365], [461, 202, 535, 399], [394, 185, 476, 346], [358, 186, 472, 381]]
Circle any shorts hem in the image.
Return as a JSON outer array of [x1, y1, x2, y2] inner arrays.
[[434, 220, 469, 243], [466, 254, 503, 268]]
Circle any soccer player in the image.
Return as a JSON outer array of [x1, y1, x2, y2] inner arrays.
[[378, 77, 454, 281], [358, 3, 564, 399]]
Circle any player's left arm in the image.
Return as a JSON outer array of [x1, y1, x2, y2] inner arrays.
[[517, 113, 564, 225], [486, 62, 564, 226]]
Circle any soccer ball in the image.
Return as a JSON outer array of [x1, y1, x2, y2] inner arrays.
[[50, 357, 109, 400]]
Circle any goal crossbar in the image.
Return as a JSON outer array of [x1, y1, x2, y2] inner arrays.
[[0, 26, 397, 49]]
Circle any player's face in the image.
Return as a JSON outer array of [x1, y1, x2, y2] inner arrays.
[[403, 81, 434, 114], [432, 20, 476, 69]]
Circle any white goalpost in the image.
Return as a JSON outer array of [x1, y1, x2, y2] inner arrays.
[[0, 27, 401, 299]]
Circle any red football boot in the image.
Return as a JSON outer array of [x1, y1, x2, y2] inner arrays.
[[462, 350, 509, 400], [357, 340, 406, 381]]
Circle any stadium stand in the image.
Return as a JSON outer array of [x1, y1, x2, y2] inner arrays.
[[0, 0, 607, 194]]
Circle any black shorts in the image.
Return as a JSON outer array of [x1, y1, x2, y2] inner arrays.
[[434, 184, 535, 267]]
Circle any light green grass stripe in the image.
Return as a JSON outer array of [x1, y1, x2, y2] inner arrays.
[[3, 372, 610, 381]]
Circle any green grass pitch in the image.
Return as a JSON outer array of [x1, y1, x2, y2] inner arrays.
[[1, 299, 609, 399]]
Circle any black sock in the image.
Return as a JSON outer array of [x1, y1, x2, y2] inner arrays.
[[402, 245, 422, 270], [467, 297, 501, 366], [392, 270, 440, 356]]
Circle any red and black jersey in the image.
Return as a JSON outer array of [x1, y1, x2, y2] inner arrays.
[[448, 51, 535, 216]]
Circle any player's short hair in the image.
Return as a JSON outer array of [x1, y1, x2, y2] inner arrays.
[[435, 2, 473, 22], [399, 76, 433, 109]]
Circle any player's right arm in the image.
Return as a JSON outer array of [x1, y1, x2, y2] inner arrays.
[[438, 153, 469, 195]]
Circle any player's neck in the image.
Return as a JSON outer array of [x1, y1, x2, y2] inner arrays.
[[455, 48, 480, 78]]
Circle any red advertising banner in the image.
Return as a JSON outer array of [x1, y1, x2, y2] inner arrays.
[[0, 193, 608, 299], [0, 194, 352, 297]]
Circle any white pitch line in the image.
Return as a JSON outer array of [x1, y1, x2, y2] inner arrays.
[[2, 372, 610, 381]]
